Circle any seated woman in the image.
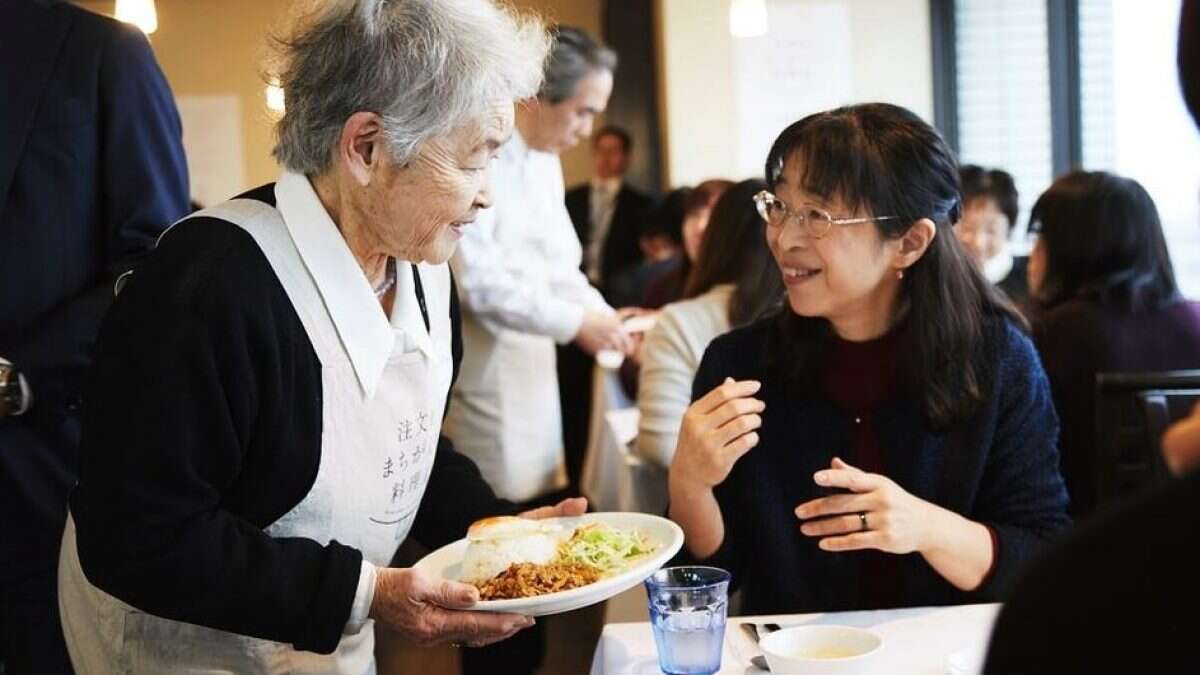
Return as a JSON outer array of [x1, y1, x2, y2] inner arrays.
[[955, 166, 1030, 310], [635, 179, 783, 469], [642, 179, 734, 308], [668, 103, 1070, 615], [1027, 170, 1200, 517]]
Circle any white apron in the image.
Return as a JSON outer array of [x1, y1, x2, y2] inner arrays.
[[443, 311, 566, 502], [58, 194, 454, 675]]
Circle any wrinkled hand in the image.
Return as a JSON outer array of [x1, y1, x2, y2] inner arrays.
[[670, 378, 763, 490], [519, 496, 588, 521], [794, 457, 934, 554], [369, 567, 533, 648]]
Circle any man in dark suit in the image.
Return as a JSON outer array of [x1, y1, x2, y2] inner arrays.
[[0, 1, 189, 672], [559, 126, 650, 495], [565, 125, 652, 299]]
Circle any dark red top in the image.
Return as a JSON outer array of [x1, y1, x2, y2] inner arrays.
[[824, 320, 999, 607], [824, 321, 908, 607]]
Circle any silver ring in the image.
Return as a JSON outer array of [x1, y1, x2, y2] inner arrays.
[[858, 512, 869, 531]]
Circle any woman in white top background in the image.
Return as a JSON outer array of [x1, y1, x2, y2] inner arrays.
[[444, 26, 632, 675], [636, 179, 784, 469]]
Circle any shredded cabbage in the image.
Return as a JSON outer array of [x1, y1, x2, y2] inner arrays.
[[555, 523, 654, 573]]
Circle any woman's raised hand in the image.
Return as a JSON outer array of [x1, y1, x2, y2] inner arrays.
[[670, 378, 764, 490]]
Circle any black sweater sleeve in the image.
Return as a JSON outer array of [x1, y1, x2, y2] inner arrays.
[[71, 222, 359, 654]]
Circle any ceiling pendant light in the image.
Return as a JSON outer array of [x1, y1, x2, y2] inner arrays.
[[729, 0, 768, 38], [115, 0, 159, 35]]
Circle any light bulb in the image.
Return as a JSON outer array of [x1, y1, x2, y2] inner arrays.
[[266, 80, 286, 115], [115, 0, 158, 35], [729, 0, 768, 38]]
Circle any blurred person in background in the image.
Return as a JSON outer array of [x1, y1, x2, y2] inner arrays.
[[0, 1, 188, 672], [955, 166, 1030, 311], [607, 186, 690, 309], [566, 125, 652, 300], [445, 25, 631, 675], [642, 179, 734, 309], [634, 179, 783, 470], [1027, 170, 1200, 517]]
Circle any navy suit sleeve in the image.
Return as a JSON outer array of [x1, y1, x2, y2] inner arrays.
[[969, 325, 1071, 599], [72, 243, 359, 655], [7, 22, 188, 399]]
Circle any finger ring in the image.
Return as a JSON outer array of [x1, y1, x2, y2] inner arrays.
[[858, 512, 869, 531]]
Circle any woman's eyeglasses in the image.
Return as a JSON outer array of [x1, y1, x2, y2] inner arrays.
[[753, 190, 900, 239]]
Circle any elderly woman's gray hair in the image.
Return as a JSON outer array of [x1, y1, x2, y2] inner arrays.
[[540, 26, 617, 104], [271, 0, 550, 174]]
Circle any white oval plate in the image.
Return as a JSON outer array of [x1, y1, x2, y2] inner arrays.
[[413, 512, 684, 616]]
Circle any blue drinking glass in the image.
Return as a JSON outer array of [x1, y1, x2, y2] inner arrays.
[[643, 566, 731, 675]]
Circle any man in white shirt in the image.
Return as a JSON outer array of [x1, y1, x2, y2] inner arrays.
[[445, 26, 632, 675], [566, 126, 652, 297]]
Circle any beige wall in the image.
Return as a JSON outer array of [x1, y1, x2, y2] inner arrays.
[[77, 0, 602, 195], [657, 0, 934, 186]]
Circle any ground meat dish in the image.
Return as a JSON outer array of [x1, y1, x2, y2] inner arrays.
[[476, 562, 602, 600]]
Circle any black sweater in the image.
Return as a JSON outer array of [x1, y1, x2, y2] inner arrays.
[[70, 185, 509, 654], [687, 316, 1071, 614]]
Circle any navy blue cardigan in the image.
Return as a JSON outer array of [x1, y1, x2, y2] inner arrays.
[[688, 316, 1071, 614]]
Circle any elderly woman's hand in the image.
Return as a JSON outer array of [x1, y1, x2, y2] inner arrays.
[[369, 567, 533, 648], [669, 378, 763, 491], [793, 457, 935, 554], [519, 496, 587, 520]]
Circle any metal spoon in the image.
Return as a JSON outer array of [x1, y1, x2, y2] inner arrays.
[[741, 623, 783, 671]]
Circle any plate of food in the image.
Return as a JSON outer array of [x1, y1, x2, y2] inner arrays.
[[413, 512, 684, 616]]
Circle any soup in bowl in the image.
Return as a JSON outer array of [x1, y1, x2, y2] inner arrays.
[[759, 625, 884, 674]]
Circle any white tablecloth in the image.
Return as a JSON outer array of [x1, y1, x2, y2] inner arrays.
[[580, 366, 668, 515], [589, 603, 1000, 675]]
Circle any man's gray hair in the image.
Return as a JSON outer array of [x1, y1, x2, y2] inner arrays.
[[271, 0, 550, 174], [540, 26, 617, 104]]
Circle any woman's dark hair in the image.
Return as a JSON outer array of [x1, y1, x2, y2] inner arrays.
[[960, 165, 1019, 230], [1029, 171, 1178, 312], [640, 187, 691, 244], [1181, 0, 1200, 129], [684, 179, 735, 221], [684, 179, 783, 326], [764, 103, 1023, 431]]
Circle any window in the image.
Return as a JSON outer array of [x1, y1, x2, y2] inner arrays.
[[934, 0, 1200, 292], [954, 0, 1054, 243], [1079, 0, 1200, 295]]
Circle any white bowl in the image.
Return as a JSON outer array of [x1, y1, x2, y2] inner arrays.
[[759, 625, 884, 675]]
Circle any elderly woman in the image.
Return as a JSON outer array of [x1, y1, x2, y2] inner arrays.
[[56, 2, 584, 673], [669, 104, 1070, 615]]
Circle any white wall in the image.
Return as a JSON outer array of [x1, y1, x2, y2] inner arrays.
[[658, 0, 934, 186]]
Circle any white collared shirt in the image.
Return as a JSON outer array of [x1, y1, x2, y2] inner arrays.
[[451, 130, 612, 343], [276, 171, 436, 397], [275, 171, 443, 635]]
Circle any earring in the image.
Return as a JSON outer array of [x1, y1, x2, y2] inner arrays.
[[896, 269, 904, 280]]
